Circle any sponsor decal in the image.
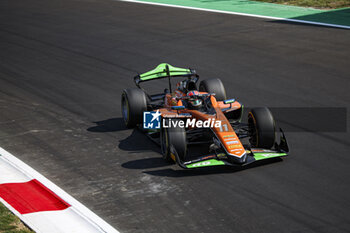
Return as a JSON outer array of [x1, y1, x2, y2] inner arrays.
[[251, 149, 274, 152], [228, 145, 241, 149], [230, 149, 242, 152], [191, 161, 211, 167], [256, 153, 282, 157], [226, 140, 239, 145], [143, 110, 161, 129], [223, 135, 235, 138], [224, 138, 236, 141]]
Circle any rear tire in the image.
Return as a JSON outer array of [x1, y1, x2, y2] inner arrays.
[[121, 88, 147, 128], [161, 119, 187, 162], [248, 107, 276, 149], [199, 78, 227, 101]]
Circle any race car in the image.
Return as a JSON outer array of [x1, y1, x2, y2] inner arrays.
[[121, 63, 289, 169]]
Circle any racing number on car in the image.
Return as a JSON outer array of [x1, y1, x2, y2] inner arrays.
[[219, 124, 229, 132]]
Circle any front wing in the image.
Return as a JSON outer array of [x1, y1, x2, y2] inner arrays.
[[170, 129, 289, 169], [171, 148, 287, 169]]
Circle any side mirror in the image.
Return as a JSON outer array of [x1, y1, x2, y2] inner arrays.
[[171, 106, 185, 110], [223, 98, 236, 104]]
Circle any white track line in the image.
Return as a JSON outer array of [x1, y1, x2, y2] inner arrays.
[[118, 0, 350, 29], [0, 147, 120, 233]]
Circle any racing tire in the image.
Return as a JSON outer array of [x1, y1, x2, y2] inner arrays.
[[199, 78, 227, 101], [121, 88, 147, 128], [248, 107, 276, 149], [161, 119, 187, 163]]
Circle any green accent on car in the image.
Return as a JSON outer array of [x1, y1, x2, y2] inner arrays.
[[186, 159, 225, 168], [139, 63, 192, 81], [254, 152, 287, 161]]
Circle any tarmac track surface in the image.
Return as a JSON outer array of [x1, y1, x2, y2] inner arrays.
[[0, 0, 350, 232]]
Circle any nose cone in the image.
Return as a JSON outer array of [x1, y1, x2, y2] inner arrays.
[[218, 132, 246, 158]]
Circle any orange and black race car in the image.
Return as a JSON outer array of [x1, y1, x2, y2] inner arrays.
[[121, 63, 289, 169]]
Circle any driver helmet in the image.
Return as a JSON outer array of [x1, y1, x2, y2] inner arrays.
[[187, 91, 202, 109]]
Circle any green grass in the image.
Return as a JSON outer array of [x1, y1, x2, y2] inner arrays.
[[255, 0, 350, 9], [0, 202, 34, 233]]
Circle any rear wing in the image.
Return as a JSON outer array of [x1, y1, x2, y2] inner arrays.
[[134, 63, 198, 91]]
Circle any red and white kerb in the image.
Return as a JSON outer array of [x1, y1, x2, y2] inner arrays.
[[0, 148, 119, 233]]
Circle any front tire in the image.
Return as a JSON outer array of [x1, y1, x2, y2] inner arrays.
[[121, 88, 147, 128], [161, 119, 187, 162], [248, 107, 276, 149], [199, 78, 227, 101]]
